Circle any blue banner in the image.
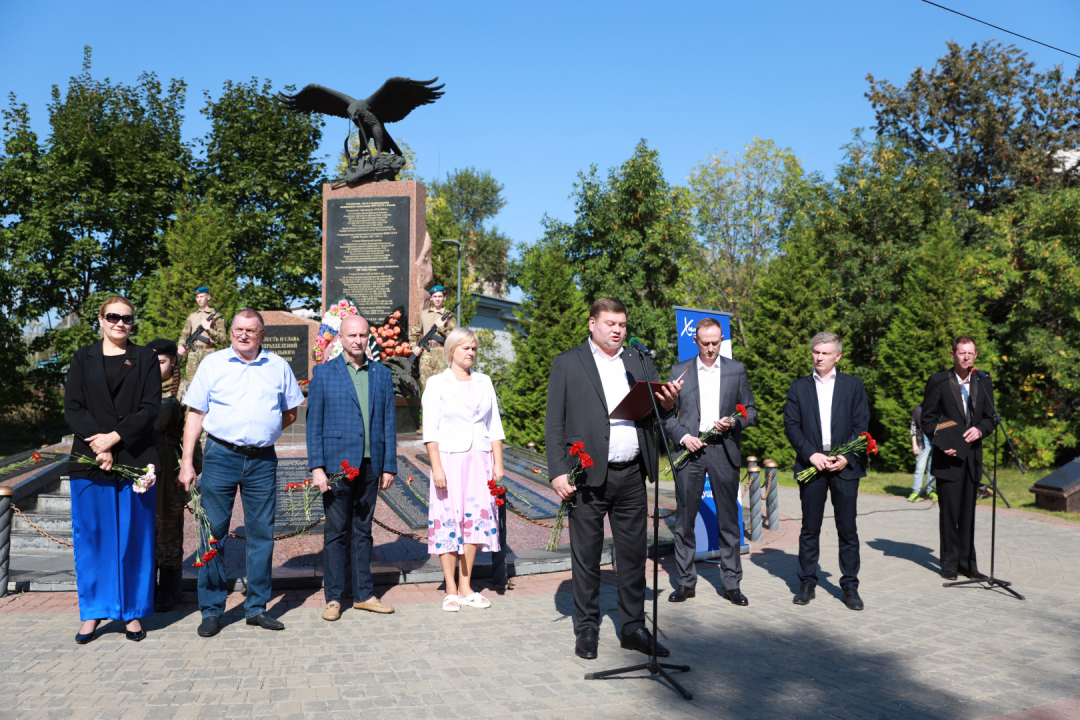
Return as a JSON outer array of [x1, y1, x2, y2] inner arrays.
[[693, 474, 746, 559], [674, 306, 733, 363]]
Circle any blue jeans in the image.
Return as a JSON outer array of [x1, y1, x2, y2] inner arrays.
[[198, 439, 277, 619], [913, 435, 936, 494], [322, 458, 379, 604]]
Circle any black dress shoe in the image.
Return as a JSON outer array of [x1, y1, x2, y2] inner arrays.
[[962, 570, 989, 581], [668, 586, 695, 602], [575, 627, 599, 660], [722, 587, 749, 606], [941, 571, 958, 581], [792, 582, 816, 605], [246, 613, 285, 630], [620, 628, 670, 657], [125, 629, 147, 642], [197, 616, 221, 637], [843, 587, 864, 611], [74, 631, 96, 645]]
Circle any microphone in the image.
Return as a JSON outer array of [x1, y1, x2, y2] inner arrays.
[[971, 368, 991, 379], [629, 337, 654, 357]]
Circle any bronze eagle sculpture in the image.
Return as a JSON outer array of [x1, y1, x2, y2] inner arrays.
[[278, 77, 444, 157]]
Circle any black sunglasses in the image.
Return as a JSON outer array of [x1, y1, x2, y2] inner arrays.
[[103, 313, 135, 325]]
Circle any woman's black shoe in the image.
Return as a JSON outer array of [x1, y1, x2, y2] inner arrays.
[[125, 629, 147, 642], [74, 631, 96, 645]]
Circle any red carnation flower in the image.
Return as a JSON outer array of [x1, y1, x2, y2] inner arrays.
[[192, 561, 205, 568], [579, 452, 594, 469], [31, 453, 42, 463], [495, 498, 505, 506], [735, 404, 748, 420], [408, 476, 415, 484], [208, 538, 218, 545], [341, 460, 351, 472], [570, 442, 585, 456]]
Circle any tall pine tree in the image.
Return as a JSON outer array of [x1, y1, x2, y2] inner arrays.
[[501, 240, 589, 450]]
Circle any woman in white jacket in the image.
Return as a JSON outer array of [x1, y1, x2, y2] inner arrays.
[[422, 327, 506, 611]]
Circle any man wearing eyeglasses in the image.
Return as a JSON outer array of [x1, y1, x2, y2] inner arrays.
[[179, 309, 305, 637], [177, 286, 227, 390]]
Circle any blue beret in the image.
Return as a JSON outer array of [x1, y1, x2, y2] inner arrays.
[[430, 285, 446, 294], [194, 286, 210, 296]]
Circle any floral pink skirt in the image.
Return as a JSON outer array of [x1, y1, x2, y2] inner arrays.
[[428, 447, 501, 555]]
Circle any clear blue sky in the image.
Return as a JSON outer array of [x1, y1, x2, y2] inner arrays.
[[3, 0, 1078, 267]]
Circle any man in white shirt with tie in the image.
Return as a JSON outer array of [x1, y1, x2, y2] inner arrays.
[[545, 298, 682, 661], [663, 318, 757, 605]]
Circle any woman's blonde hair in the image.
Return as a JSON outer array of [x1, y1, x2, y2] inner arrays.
[[443, 327, 478, 366]]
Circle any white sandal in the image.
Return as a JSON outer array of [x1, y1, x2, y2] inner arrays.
[[459, 592, 491, 609], [442, 595, 460, 612]]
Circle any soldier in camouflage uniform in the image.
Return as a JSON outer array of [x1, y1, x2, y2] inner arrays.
[[409, 285, 457, 391], [148, 339, 201, 612], [177, 286, 227, 393]]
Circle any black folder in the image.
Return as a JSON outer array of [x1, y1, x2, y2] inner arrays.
[[934, 420, 970, 458]]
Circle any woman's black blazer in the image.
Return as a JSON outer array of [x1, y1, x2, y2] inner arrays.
[[64, 340, 162, 479]]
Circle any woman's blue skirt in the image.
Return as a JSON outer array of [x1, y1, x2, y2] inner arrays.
[[70, 475, 156, 621]]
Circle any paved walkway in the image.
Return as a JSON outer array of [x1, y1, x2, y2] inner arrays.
[[3, 487, 1078, 720]]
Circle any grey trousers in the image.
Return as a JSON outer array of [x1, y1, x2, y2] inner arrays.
[[674, 444, 743, 591]]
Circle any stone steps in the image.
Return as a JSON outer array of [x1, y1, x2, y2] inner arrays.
[[12, 476, 73, 553]]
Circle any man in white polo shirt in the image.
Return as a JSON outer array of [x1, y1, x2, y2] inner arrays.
[[179, 309, 304, 637]]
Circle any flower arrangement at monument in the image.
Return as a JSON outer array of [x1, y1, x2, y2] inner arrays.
[[795, 431, 879, 485], [313, 298, 361, 365], [369, 310, 412, 361], [188, 486, 219, 568], [546, 442, 594, 552], [281, 460, 361, 535], [488, 476, 531, 508], [71, 454, 156, 493], [658, 404, 748, 481]]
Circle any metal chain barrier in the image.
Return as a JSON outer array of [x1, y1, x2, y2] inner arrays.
[[372, 516, 426, 541], [12, 505, 73, 548]]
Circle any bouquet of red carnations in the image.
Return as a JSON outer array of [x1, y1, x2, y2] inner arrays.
[[187, 486, 220, 567], [282, 460, 361, 536], [546, 442, 594, 552], [795, 432, 879, 485], [658, 404, 748, 481]]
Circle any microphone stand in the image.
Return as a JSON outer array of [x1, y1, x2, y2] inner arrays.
[[584, 346, 693, 700], [943, 371, 1025, 600]]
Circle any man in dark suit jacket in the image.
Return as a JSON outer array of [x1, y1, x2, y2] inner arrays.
[[308, 315, 398, 621], [920, 335, 996, 581], [663, 318, 757, 605], [545, 298, 682, 661], [784, 332, 870, 611]]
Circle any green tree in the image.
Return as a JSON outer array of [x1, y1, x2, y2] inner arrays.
[[553, 140, 694, 375], [199, 78, 325, 310], [976, 188, 1080, 467], [682, 138, 805, 347], [136, 195, 241, 346], [502, 240, 589, 450], [872, 221, 985, 470], [429, 167, 512, 297], [739, 223, 835, 470], [0, 46, 190, 372], [867, 41, 1080, 215]]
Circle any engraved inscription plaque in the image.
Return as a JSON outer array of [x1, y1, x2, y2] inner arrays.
[[325, 196, 411, 320], [263, 326, 310, 381]]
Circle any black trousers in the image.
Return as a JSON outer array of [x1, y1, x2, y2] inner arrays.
[[937, 459, 980, 577], [568, 460, 647, 636], [798, 473, 860, 591], [674, 444, 743, 591], [322, 458, 380, 604]]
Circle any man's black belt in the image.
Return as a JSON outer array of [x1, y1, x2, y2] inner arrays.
[[208, 434, 270, 457], [608, 457, 641, 471]]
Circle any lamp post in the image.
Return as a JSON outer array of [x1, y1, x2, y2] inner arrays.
[[440, 238, 462, 327]]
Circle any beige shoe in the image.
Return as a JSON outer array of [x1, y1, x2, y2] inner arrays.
[[322, 601, 341, 621], [353, 596, 395, 614]]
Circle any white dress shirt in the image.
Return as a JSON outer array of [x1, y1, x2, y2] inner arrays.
[[697, 357, 722, 433], [813, 368, 836, 450], [955, 371, 971, 419], [183, 347, 305, 447], [589, 339, 640, 462]]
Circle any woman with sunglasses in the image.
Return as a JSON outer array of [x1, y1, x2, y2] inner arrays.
[[64, 296, 162, 644]]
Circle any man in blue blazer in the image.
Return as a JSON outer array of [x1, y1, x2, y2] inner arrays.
[[783, 332, 870, 611], [307, 315, 398, 621]]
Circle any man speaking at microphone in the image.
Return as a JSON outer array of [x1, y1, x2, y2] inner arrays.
[[545, 298, 682, 661], [920, 336, 996, 581]]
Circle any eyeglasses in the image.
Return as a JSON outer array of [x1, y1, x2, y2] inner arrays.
[[232, 328, 262, 338], [103, 313, 134, 325]]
